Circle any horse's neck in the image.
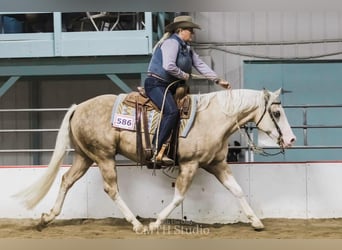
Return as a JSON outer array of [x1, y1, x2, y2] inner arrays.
[[230, 89, 262, 122], [220, 89, 262, 137], [195, 89, 262, 136], [202, 89, 261, 118]]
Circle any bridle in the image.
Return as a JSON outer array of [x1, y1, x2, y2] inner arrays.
[[255, 92, 285, 149], [240, 90, 285, 156]]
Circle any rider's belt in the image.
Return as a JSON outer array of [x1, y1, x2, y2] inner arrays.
[[147, 73, 168, 82]]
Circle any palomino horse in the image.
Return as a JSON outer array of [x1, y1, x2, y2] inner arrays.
[[15, 88, 296, 232]]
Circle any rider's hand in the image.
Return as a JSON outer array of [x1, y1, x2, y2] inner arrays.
[[184, 73, 190, 80], [214, 78, 231, 89]]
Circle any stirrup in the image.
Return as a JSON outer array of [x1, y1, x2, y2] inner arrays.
[[160, 155, 174, 166], [155, 144, 174, 166]]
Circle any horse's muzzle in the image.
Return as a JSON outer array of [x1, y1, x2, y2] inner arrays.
[[281, 136, 296, 148]]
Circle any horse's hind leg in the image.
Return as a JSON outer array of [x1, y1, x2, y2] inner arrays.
[[38, 153, 93, 230], [204, 163, 264, 230], [97, 159, 146, 233]]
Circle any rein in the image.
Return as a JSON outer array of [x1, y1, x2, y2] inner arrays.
[[243, 125, 284, 157]]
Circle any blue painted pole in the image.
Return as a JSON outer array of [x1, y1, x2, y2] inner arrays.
[[0, 76, 20, 98], [106, 74, 132, 93]]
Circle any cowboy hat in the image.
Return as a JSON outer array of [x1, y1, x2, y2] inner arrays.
[[165, 15, 201, 33]]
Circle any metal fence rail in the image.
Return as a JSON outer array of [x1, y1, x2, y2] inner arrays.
[[1, 105, 342, 163]]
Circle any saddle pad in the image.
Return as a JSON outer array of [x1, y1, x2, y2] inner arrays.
[[111, 94, 197, 138]]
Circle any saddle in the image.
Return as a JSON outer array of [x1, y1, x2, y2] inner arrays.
[[122, 85, 192, 168], [122, 87, 159, 112]]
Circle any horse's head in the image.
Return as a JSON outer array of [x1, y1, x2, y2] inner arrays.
[[254, 88, 296, 148]]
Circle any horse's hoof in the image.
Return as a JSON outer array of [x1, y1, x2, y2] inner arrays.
[[133, 224, 147, 234], [140, 225, 149, 234], [254, 227, 264, 232], [36, 222, 47, 232], [252, 221, 264, 231], [37, 213, 51, 231], [148, 222, 160, 232]]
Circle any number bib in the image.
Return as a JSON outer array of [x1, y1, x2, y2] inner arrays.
[[112, 114, 135, 130]]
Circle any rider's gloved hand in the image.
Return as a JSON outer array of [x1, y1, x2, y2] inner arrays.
[[214, 78, 231, 89]]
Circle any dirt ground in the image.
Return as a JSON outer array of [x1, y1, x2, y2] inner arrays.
[[0, 217, 342, 239]]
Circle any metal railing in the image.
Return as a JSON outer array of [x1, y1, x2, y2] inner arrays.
[[0, 108, 67, 153], [237, 104, 342, 162], [1, 104, 342, 164]]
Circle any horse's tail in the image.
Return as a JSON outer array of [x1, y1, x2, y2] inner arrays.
[[13, 104, 77, 209]]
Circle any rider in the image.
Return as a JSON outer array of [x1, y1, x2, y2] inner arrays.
[[144, 15, 231, 165]]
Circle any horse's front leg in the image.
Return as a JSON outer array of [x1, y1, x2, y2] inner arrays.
[[204, 162, 264, 230], [149, 162, 198, 231]]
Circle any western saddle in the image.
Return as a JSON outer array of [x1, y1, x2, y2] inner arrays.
[[122, 85, 191, 168]]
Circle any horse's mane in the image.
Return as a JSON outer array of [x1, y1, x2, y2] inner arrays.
[[195, 89, 263, 117]]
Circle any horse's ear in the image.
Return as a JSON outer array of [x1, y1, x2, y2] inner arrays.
[[274, 88, 282, 97], [263, 88, 270, 101]]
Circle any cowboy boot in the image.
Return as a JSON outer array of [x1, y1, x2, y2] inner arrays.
[[155, 144, 174, 166]]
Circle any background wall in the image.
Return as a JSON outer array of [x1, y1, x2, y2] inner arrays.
[[3, 11, 342, 165], [193, 12, 342, 89], [192, 11, 342, 156], [0, 76, 141, 165]]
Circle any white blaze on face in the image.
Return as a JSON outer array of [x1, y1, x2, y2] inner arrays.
[[258, 130, 278, 147]]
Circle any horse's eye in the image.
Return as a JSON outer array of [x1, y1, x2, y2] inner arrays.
[[273, 111, 281, 119]]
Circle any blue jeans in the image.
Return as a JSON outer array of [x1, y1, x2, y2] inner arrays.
[[144, 77, 179, 151]]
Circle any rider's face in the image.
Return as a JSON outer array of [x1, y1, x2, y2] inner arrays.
[[179, 28, 194, 42]]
